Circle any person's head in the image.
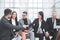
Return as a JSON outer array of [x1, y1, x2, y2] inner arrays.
[[22, 11, 28, 19], [4, 8, 12, 19], [52, 11, 57, 19], [38, 11, 44, 20], [11, 11, 17, 19]]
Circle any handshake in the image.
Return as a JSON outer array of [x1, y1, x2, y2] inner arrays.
[[23, 25, 29, 29]]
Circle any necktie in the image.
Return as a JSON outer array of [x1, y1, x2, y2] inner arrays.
[[52, 19, 55, 25]]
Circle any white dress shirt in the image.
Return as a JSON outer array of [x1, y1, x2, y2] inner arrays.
[[37, 20, 43, 34], [11, 19, 16, 26], [53, 19, 56, 29], [39, 20, 41, 28]]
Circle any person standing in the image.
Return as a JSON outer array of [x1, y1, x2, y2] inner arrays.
[[0, 8, 25, 40]]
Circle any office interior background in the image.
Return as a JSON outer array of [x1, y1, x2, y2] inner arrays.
[[0, 0, 60, 21]]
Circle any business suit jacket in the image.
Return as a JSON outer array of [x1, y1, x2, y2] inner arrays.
[[31, 18, 46, 36], [9, 19, 18, 26], [45, 18, 57, 36], [19, 19, 33, 31], [8, 19, 19, 39], [9, 19, 19, 31], [0, 16, 24, 40]]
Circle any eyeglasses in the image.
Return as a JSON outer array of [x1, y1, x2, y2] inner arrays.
[[22, 15, 26, 16]]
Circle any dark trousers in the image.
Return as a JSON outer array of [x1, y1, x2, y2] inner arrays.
[[45, 36, 50, 40], [35, 33, 43, 40], [0, 37, 11, 40], [45, 34, 56, 40], [45, 31, 57, 40]]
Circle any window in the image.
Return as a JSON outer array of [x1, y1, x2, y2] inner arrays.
[[0, 0, 60, 20]]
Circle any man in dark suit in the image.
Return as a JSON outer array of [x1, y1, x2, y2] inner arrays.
[[0, 8, 25, 40], [45, 12, 58, 40]]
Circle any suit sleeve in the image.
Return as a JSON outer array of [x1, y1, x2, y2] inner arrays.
[[28, 20, 34, 31], [1, 19, 24, 30], [18, 20, 25, 30], [29, 19, 36, 28], [45, 19, 49, 32]]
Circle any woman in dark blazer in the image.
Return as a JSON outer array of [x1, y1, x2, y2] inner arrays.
[[8, 11, 19, 39], [31, 11, 45, 40], [9, 11, 26, 40], [9, 11, 18, 26]]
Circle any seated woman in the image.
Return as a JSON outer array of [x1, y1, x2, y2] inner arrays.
[[9, 11, 26, 40], [31, 11, 46, 40]]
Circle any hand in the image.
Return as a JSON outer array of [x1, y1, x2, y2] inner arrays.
[[23, 25, 27, 29], [26, 25, 29, 27], [18, 30, 23, 35], [15, 32, 19, 34], [23, 25, 29, 29], [45, 32, 49, 37], [24, 30, 30, 32]]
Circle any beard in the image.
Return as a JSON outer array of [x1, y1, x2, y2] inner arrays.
[[8, 17, 11, 20]]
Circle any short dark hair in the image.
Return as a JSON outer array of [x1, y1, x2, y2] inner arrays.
[[23, 11, 27, 15], [4, 8, 12, 16], [38, 11, 44, 20]]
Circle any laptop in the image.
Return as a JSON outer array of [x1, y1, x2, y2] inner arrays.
[[56, 19, 60, 25], [55, 19, 60, 29]]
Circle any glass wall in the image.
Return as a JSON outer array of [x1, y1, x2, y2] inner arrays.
[[0, 0, 60, 21]]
